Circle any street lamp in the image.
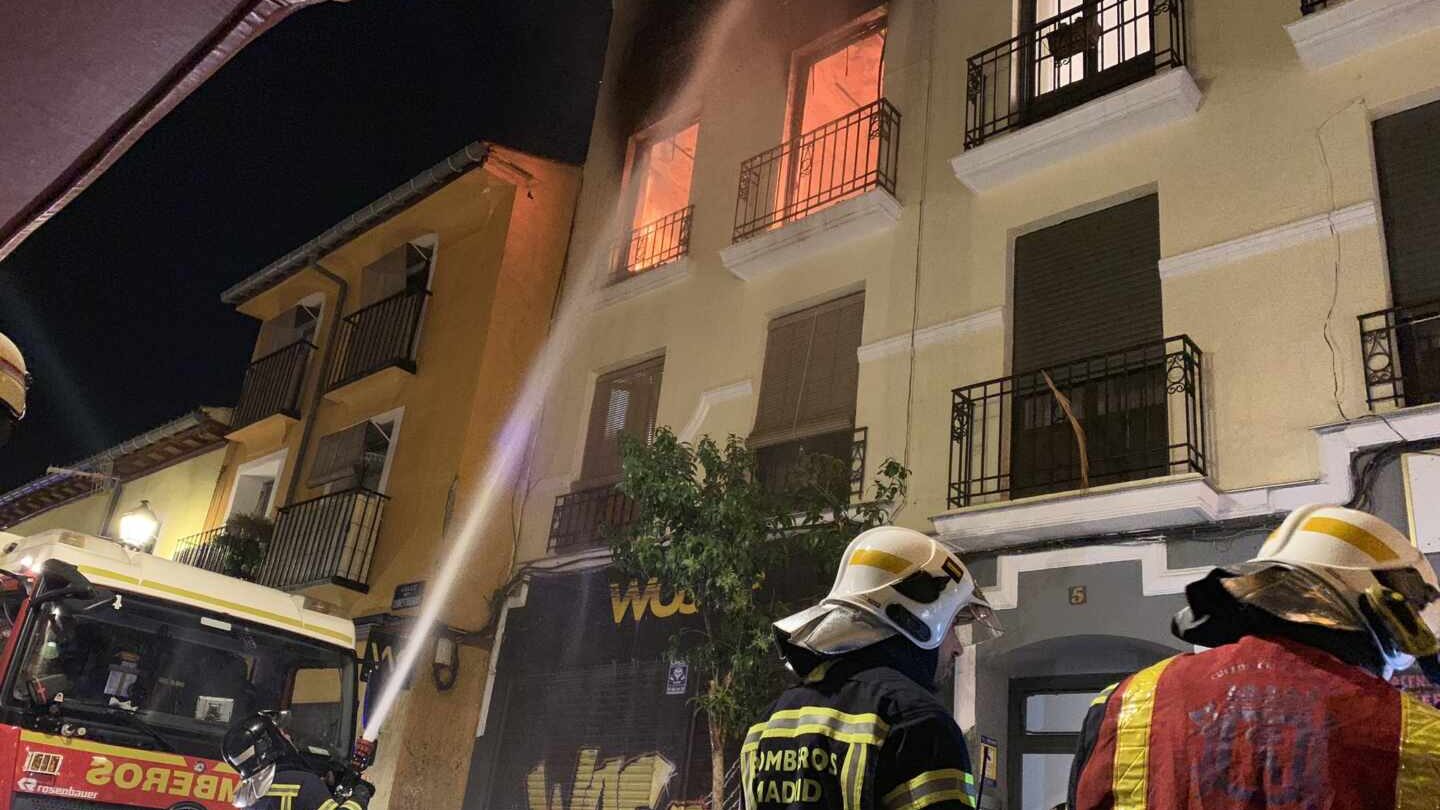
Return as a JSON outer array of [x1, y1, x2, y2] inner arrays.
[[117, 500, 160, 550]]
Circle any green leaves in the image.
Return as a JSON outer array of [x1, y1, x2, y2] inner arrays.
[[610, 428, 909, 745]]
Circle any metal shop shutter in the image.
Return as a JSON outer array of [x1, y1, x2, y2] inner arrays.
[[1012, 194, 1162, 372], [580, 356, 666, 483], [1375, 99, 1440, 308], [751, 292, 865, 447]]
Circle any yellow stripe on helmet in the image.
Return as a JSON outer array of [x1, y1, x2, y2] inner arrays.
[[1301, 517, 1400, 563], [850, 549, 912, 575]]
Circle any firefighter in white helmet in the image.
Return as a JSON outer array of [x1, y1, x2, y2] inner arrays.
[[1070, 504, 1440, 810], [0, 331, 27, 447], [741, 526, 1000, 810]]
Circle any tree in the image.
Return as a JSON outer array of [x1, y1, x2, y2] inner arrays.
[[611, 428, 909, 810]]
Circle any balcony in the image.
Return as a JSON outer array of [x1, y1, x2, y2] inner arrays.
[[721, 100, 902, 280], [227, 342, 312, 445], [948, 336, 1206, 509], [547, 482, 639, 555], [172, 525, 266, 582], [1286, 0, 1440, 71], [1360, 301, 1440, 410], [951, 0, 1197, 191], [756, 427, 869, 503], [599, 206, 696, 306], [325, 289, 428, 404], [258, 488, 387, 592]]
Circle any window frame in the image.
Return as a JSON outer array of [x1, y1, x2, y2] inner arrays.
[[1006, 673, 1125, 810], [620, 116, 700, 235], [577, 356, 666, 487]]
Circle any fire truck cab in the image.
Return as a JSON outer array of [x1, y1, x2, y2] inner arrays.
[[0, 529, 358, 810]]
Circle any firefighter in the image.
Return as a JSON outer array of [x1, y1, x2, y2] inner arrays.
[[222, 712, 373, 810], [1070, 504, 1440, 810], [743, 526, 1000, 810]]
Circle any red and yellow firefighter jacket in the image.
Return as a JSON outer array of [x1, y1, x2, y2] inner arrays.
[[1071, 635, 1440, 810]]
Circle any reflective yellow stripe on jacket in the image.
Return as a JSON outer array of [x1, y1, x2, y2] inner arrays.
[[881, 768, 976, 810], [1397, 694, 1440, 810], [1111, 658, 1177, 810], [742, 707, 888, 810]]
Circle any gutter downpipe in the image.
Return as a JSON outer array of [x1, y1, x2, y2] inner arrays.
[[284, 258, 349, 507]]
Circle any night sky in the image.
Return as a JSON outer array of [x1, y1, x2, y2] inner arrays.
[[0, 0, 611, 490]]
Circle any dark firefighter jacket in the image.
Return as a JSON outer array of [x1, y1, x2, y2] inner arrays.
[[259, 769, 367, 810], [1068, 635, 1440, 810], [742, 639, 976, 810]]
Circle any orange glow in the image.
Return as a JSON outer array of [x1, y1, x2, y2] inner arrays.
[[631, 122, 698, 229], [797, 25, 885, 135]]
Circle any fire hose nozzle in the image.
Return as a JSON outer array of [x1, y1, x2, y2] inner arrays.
[[350, 737, 376, 773]]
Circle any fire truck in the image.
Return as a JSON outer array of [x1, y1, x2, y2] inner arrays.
[[0, 528, 358, 810]]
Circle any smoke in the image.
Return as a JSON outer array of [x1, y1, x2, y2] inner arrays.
[[361, 0, 754, 743]]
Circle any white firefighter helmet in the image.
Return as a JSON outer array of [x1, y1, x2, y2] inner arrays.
[[1249, 504, 1440, 675], [775, 526, 1000, 654], [0, 331, 27, 424]]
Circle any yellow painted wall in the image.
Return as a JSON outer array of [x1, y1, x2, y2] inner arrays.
[[223, 149, 580, 810], [8, 447, 228, 558], [515, 0, 1440, 563]]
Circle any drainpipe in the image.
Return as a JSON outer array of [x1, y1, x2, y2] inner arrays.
[[284, 258, 349, 506]]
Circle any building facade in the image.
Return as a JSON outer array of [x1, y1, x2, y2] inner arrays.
[[0, 408, 231, 558], [466, 2, 1440, 810], [178, 143, 580, 810]]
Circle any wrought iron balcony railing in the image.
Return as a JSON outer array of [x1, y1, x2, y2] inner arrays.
[[613, 206, 694, 282], [948, 336, 1206, 508], [233, 341, 313, 430], [547, 481, 638, 554], [755, 427, 869, 503], [259, 488, 387, 591], [733, 99, 900, 242], [172, 527, 233, 575], [1360, 300, 1440, 410], [964, 0, 1187, 149], [327, 289, 429, 391], [172, 525, 267, 582]]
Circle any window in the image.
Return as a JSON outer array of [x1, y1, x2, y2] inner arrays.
[[618, 123, 698, 277], [307, 414, 400, 493], [1008, 675, 1124, 810], [751, 293, 865, 497], [254, 302, 320, 359], [580, 358, 665, 484], [791, 17, 886, 138], [1022, 0, 1154, 106], [359, 242, 432, 307]]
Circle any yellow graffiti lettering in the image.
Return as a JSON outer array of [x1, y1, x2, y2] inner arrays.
[[86, 758, 114, 786], [114, 763, 143, 790], [610, 580, 697, 624], [194, 774, 218, 801], [525, 748, 676, 810], [169, 770, 194, 797]]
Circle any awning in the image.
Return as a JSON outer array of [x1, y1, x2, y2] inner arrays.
[[0, 0, 327, 262]]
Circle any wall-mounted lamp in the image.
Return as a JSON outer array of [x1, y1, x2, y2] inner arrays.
[[117, 500, 160, 550]]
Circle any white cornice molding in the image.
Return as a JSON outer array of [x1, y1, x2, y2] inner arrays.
[[949, 69, 1203, 193], [678, 379, 754, 443], [1286, 0, 1440, 71], [1158, 200, 1378, 280], [857, 308, 1005, 363], [595, 258, 693, 307], [981, 541, 1211, 611], [719, 190, 902, 281]]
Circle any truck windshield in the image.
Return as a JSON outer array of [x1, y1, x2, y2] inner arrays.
[[5, 590, 355, 762]]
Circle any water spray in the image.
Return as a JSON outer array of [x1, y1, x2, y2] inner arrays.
[[358, 0, 755, 747]]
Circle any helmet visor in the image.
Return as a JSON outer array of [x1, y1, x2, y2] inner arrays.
[[953, 596, 1003, 644], [233, 763, 276, 809], [1221, 562, 1367, 632]]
